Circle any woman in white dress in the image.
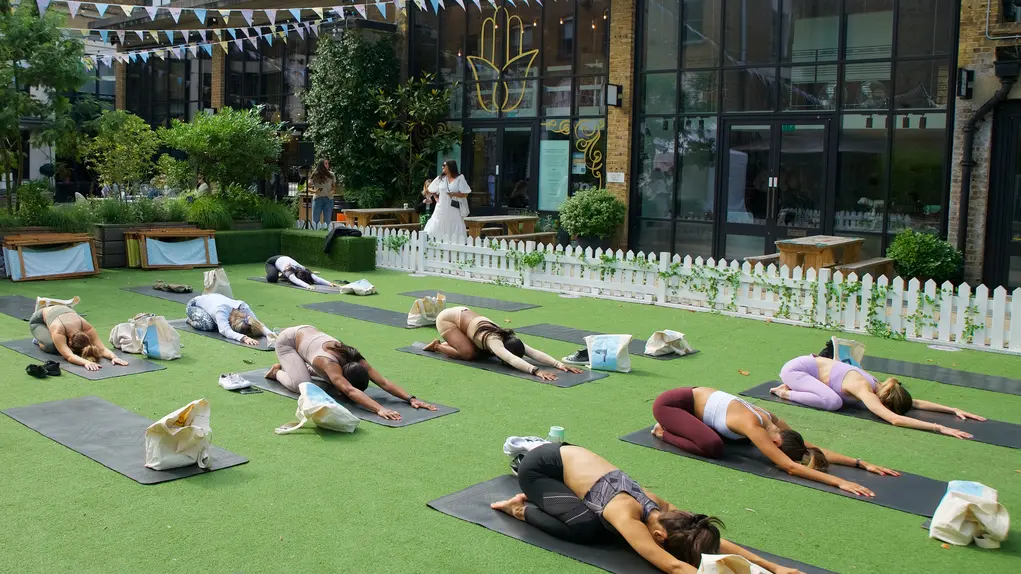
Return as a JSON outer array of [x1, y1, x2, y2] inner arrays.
[[423, 160, 471, 239]]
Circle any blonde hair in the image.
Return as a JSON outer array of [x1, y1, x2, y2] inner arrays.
[[228, 309, 267, 338], [69, 332, 103, 363], [877, 378, 912, 415], [803, 447, 829, 472]]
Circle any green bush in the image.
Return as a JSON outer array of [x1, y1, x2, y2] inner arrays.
[[152, 154, 194, 193], [134, 197, 168, 223], [94, 198, 138, 224], [15, 180, 54, 226], [220, 184, 262, 219], [886, 229, 964, 284], [164, 197, 189, 222], [215, 229, 283, 264], [259, 201, 295, 229], [187, 196, 232, 231], [558, 188, 626, 239], [0, 210, 20, 230], [43, 202, 96, 233], [345, 186, 387, 208], [280, 230, 376, 272]]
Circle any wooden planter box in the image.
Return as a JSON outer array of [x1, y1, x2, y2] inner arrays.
[[0, 227, 53, 278], [94, 222, 195, 268]]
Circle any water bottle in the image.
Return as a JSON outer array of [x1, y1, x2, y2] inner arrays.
[[546, 426, 565, 444]]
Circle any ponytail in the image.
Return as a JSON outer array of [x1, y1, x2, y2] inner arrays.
[[659, 511, 724, 566]]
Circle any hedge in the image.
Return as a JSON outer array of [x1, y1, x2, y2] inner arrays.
[[215, 230, 284, 264], [212, 229, 376, 272]]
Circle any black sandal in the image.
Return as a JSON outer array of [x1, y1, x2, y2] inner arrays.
[[26, 364, 48, 379], [43, 360, 61, 376]]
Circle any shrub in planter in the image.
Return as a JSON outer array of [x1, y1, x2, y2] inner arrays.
[[43, 202, 97, 233], [886, 229, 964, 284], [0, 210, 20, 230], [558, 188, 626, 250], [187, 196, 232, 230], [15, 180, 54, 226], [95, 198, 138, 224], [260, 201, 295, 229]]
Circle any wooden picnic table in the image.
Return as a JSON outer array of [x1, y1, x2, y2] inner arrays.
[[464, 215, 539, 239], [343, 208, 419, 228], [774, 235, 864, 271]]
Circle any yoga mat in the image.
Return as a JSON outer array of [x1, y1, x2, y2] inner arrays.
[[0, 295, 37, 321], [399, 290, 540, 312], [741, 382, 1021, 450], [862, 356, 1021, 397], [167, 319, 275, 351], [428, 475, 833, 574], [515, 324, 699, 361], [620, 426, 945, 517], [397, 342, 608, 388], [235, 368, 459, 427], [2, 396, 248, 485], [301, 301, 423, 329], [0, 338, 166, 380], [247, 276, 343, 294], [121, 285, 197, 305]]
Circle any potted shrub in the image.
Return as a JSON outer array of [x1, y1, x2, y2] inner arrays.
[[558, 188, 626, 251], [886, 229, 964, 284]]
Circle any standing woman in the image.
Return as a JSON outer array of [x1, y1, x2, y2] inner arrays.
[[424, 159, 471, 239], [309, 159, 336, 230]]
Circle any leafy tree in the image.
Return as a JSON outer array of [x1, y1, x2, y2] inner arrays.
[[159, 107, 283, 190], [0, 1, 88, 212], [85, 110, 159, 192], [372, 74, 461, 204], [304, 30, 398, 190]]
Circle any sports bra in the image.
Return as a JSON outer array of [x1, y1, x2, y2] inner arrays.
[[582, 470, 659, 528], [702, 390, 767, 440]]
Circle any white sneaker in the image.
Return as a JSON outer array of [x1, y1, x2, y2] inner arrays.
[[503, 436, 549, 458], [218, 373, 251, 390]]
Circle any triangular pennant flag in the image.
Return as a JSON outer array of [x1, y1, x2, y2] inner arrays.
[[354, 5, 367, 18], [199, 30, 207, 42], [237, 28, 248, 38], [504, 0, 512, 6], [265, 33, 273, 46], [296, 27, 305, 39], [234, 39, 243, 51], [94, 3, 109, 17], [169, 7, 182, 22], [155, 50, 165, 61], [281, 24, 290, 32], [228, 28, 237, 39], [312, 8, 324, 19], [280, 32, 288, 44], [219, 9, 232, 19], [413, 0, 425, 10], [333, 6, 345, 17], [439, 0, 447, 9], [148, 30, 159, 42], [145, 6, 158, 20], [311, 23, 320, 36], [99, 30, 109, 43], [66, 1, 80, 19], [471, 0, 480, 8], [128, 53, 136, 63], [175, 47, 184, 60], [219, 41, 229, 53], [165, 30, 174, 44], [140, 52, 149, 63], [453, 0, 463, 8], [135, 30, 145, 41], [241, 9, 254, 26], [535, 0, 542, 4], [188, 45, 199, 57], [201, 44, 212, 56], [195, 9, 207, 24], [288, 8, 301, 21], [116, 30, 125, 44], [119, 4, 132, 17], [248, 36, 259, 49], [375, 2, 387, 17], [265, 9, 277, 26]]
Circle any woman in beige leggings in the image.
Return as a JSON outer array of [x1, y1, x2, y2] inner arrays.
[[424, 306, 582, 381], [265, 325, 435, 421]]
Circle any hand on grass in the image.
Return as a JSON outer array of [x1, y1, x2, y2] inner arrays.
[[772, 567, 805, 574], [837, 480, 874, 497], [862, 462, 900, 477], [306, 286, 317, 291], [377, 408, 402, 421], [410, 398, 437, 411], [241, 336, 259, 347], [536, 371, 558, 382], [953, 409, 985, 422]]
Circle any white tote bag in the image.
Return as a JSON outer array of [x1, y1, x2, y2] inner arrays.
[[340, 279, 376, 296], [132, 313, 182, 360], [203, 267, 233, 297], [144, 399, 212, 470], [929, 481, 1010, 548], [109, 321, 143, 354], [584, 334, 632, 373], [274, 383, 360, 434], [408, 293, 447, 327], [697, 555, 769, 574], [645, 330, 695, 356]]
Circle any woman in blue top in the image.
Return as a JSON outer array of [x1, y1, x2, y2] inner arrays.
[[185, 293, 273, 346], [491, 443, 802, 574]]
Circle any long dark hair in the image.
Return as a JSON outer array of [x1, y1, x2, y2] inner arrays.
[[475, 323, 525, 358], [310, 160, 332, 185], [442, 159, 460, 178]]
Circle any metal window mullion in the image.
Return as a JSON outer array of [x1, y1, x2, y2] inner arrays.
[[882, 0, 901, 247]]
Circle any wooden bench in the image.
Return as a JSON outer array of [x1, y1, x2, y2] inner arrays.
[[744, 253, 780, 266], [2, 233, 99, 282], [126, 228, 217, 270], [370, 217, 400, 226], [480, 226, 505, 237], [835, 257, 896, 278], [373, 223, 421, 231], [498, 232, 558, 245]]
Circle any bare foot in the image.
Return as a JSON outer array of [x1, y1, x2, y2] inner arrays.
[[490, 493, 528, 521], [770, 383, 791, 399], [69, 296, 81, 307], [265, 363, 281, 380], [652, 423, 664, 440], [423, 339, 441, 352]]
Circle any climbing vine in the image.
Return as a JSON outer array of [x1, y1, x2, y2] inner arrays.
[[383, 234, 410, 252], [961, 303, 981, 344]]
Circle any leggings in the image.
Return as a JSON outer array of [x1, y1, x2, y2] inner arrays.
[[274, 326, 313, 392], [265, 255, 282, 283], [652, 388, 724, 458], [516, 443, 610, 544], [779, 355, 844, 411]]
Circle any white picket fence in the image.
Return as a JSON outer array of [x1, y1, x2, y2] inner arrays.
[[360, 226, 1021, 355]]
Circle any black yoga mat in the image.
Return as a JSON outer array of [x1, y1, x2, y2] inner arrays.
[[121, 285, 197, 305], [862, 356, 1021, 397], [0, 338, 166, 380], [0, 295, 37, 321], [515, 324, 699, 361], [399, 290, 539, 312], [302, 300, 423, 329], [167, 319, 275, 351], [397, 342, 608, 388], [2, 396, 248, 485], [620, 426, 945, 517], [235, 368, 459, 427], [247, 276, 343, 294], [428, 475, 833, 574], [741, 382, 1021, 450]]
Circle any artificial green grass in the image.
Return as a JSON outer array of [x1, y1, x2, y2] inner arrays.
[[0, 267, 1018, 574]]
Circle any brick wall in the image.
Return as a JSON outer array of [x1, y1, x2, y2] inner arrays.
[[211, 47, 226, 110], [114, 61, 126, 111], [607, 0, 636, 246], [952, 0, 1021, 280]]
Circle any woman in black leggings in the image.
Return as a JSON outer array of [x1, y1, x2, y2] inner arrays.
[[491, 443, 802, 574]]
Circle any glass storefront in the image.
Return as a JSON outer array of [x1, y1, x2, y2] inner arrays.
[[225, 33, 317, 124], [126, 51, 212, 127], [410, 1, 609, 213], [633, 0, 955, 260]]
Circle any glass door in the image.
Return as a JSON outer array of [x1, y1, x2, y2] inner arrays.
[[987, 104, 1021, 288], [466, 127, 498, 211], [465, 123, 536, 214], [500, 126, 534, 210], [719, 119, 829, 260]]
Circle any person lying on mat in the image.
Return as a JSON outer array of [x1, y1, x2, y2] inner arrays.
[[491, 443, 802, 574], [424, 306, 583, 381], [186, 293, 273, 346], [771, 355, 985, 439], [264, 255, 339, 290], [30, 305, 127, 371], [265, 325, 436, 421], [652, 387, 898, 498]]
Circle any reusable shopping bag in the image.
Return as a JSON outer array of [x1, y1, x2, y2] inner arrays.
[[274, 383, 360, 434], [929, 481, 1010, 548], [203, 267, 233, 297], [407, 293, 447, 327], [340, 279, 376, 296], [830, 336, 866, 367], [144, 399, 212, 470], [697, 555, 768, 574], [644, 330, 695, 356], [584, 334, 632, 373]]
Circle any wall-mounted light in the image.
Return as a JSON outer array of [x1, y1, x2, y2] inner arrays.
[[603, 9, 608, 20], [865, 116, 873, 128], [902, 116, 910, 129], [919, 116, 928, 129], [559, 17, 564, 25], [592, 21, 596, 30], [457, 49, 463, 58], [606, 83, 623, 107]]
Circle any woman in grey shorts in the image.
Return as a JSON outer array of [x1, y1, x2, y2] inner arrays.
[[30, 305, 127, 371]]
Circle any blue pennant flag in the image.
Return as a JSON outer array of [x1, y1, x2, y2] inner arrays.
[[194, 9, 207, 24], [99, 30, 109, 43], [289, 8, 302, 21], [201, 44, 213, 56], [94, 3, 109, 17], [228, 28, 238, 39], [376, 2, 387, 17], [429, 0, 439, 12], [128, 53, 136, 63], [166, 29, 174, 44], [265, 34, 273, 46], [140, 52, 149, 63]]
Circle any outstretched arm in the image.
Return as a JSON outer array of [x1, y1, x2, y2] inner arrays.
[[912, 399, 986, 421], [607, 515, 696, 574], [744, 427, 874, 496], [523, 344, 583, 373], [360, 360, 435, 411], [859, 393, 974, 439], [84, 325, 127, 365], [323, 363, 392, 418], [719, 539, 803, 574]]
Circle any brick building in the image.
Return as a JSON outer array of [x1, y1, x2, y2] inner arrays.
[[93, 1, 1021, 287]]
